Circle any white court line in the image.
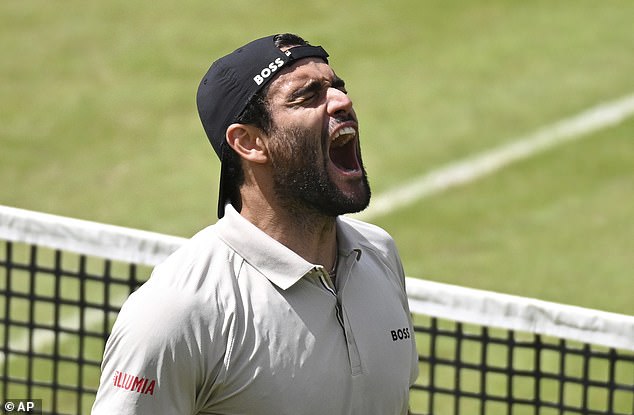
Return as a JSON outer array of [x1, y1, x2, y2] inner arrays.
[[354, 93, 634, 221]]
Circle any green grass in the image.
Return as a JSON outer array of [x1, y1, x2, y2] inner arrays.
[[379, 120, 634, 313], [2, 0, 634, 413]]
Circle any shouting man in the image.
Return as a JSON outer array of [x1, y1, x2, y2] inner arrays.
[[93, 33, 418, 415]]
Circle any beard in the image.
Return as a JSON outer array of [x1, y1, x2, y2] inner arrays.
[[268, 123, 371, 218]]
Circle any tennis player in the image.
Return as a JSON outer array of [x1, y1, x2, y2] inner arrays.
[[92, 33, 418, 414]]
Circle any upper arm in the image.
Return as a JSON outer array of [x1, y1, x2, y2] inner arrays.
[[92, 286, 225, 414]]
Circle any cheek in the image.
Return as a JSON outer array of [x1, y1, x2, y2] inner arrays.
[[269, 123, 326, 163]]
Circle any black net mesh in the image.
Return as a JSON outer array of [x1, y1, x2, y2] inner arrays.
[[410, 314, 634, 415], [0, 241, 150, 414], [1, 239, 633, 415]]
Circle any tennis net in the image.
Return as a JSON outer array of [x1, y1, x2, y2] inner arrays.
[[1, 205, 633, 415]]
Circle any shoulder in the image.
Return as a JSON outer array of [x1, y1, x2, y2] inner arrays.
[[148, 223, 238, 297], [157, 224, 230, 277], [338, 215, 399, 254], [338, 216, 407, 288], [114, 223, 238, 345]]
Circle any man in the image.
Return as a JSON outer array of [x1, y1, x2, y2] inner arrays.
[[92, 33, 418, 414]]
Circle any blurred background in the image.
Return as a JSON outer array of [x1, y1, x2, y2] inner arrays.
[[2, 0, 633, 314]]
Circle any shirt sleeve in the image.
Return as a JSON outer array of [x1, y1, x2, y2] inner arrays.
[[91, 281, 225, 414]]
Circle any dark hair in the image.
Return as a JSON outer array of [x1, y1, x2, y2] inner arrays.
[[224, 33, 310, 210]]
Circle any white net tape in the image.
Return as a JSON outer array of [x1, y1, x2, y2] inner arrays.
[[0, 205, 186, 267], [406, 279, 634, 351], [2, 204, 633, 351]]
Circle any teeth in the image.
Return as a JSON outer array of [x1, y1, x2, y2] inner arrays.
[[334, 126, 356, 139], [332, 126, 356, 147]]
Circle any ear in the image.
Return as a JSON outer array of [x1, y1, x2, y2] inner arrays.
[[226, 123, 268, 164]]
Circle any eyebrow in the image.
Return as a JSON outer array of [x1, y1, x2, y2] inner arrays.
[[332, 76, 346, 90]]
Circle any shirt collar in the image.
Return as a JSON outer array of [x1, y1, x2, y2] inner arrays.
[[215, 205, 363, 290], [215, 205, 315, 290]]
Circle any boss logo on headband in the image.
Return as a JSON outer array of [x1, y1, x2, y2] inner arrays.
[[253, 57, 285, 85]]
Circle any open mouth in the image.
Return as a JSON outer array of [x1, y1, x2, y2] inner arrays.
[[329, 126, 361, 173]]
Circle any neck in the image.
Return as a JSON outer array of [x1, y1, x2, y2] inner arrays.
[[240, 198, 338, 271]]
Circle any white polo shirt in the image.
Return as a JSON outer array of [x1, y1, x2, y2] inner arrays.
[[92, 205, 418, 415]]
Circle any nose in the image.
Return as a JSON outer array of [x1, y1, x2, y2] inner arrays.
[[326, 87, 353, 117]]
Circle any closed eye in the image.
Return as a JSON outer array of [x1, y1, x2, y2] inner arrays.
[[289, 80, 325, 103], [289, 76, 348, 104]]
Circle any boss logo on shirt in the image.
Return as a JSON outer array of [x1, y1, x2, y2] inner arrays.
[[390, 327, 411, 342]]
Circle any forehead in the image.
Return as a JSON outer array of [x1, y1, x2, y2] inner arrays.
[[266, 58, 336, 97]]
